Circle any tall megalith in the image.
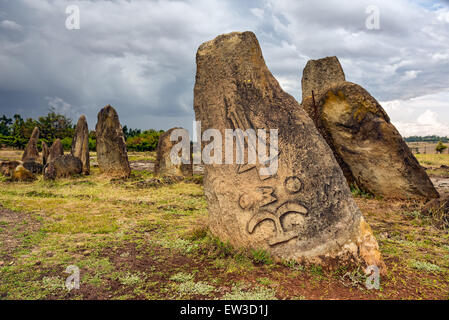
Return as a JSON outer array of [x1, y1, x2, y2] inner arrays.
[[95, 105, 131, 178], [193, 31, 385, 272], [71, 115, 90, 175], [22, 127, 40, 162]]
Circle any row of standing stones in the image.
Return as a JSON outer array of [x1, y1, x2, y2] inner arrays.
[[2, 107, 129, 181], [2, 31, 446, 274]]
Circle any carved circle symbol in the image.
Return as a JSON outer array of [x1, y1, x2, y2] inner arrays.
[[239, 193, 254, 210], [285, 176, 302, 193]]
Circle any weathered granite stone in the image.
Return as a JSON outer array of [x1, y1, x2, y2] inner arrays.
[[42, 141, 49, 166], [47, 139, 64, 164], [95, 105, 131, 178], [22, 127, 40, 162], [23, 161, 43, 174], [12, 165, 36, 182], [193, 31, 385, 272], [43, 154, 82, 180], [155, 127, 193, 176], [0, 161, 21, 176], [301, 56, 345, 103], [71, 115, 90, 175], [302, 81, 439, 200]]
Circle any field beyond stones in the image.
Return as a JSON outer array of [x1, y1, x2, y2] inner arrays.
[[0, 150, 448, 300]]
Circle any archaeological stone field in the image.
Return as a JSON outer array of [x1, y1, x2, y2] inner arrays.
[[1, 29, 449, 302]]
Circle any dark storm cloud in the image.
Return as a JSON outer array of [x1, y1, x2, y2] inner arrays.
[[0, 0, 449, 135]]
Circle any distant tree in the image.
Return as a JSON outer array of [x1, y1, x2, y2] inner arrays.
[[0, 115, 12, 136], [123, 125, 142, 139], [436, 141, 448, 154], [37, 108, 74, 142], [10, 114, 28, 148], [126, 129, 164, 151], [405, 135, 449, 143]]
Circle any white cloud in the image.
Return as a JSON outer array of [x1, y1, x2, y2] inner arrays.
[[0, 19, 22, 31], [250, 8, 264, 19], [381, 91, 449, 136], [393, 110, 449, 137], [401, 70, 421, 81]]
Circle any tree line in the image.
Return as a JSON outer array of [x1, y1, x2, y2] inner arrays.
[[0, 110, 164, 152], [404, 135, 449, 143]]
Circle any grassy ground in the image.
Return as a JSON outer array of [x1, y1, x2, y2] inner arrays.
[[415, 154, 449, 178], [0, 151, 448, 300]]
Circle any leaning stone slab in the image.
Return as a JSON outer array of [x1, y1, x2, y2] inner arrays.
[[302, 81, 439, 200], [194, 31, 385, 272], [95, 105, 131, 178], [22, 127, 40, 162], [71, 115, 90, 175], [155, 127, 193, 176]]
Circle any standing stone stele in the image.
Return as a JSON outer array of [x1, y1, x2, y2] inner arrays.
[[71, 115, 90, 175], [194, 31, 385, 272], [95, 105, 131, 178], [42, 141, 49, 166], [155, 127, 193, 176], [22, 127, 40, 162]]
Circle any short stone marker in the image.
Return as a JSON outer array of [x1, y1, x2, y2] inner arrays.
[[155, 127, 193, 176], [47, 139, 64, 164]]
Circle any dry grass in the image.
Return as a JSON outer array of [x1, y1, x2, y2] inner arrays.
[[0, 150, 448, 299]]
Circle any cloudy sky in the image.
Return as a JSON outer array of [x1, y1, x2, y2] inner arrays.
[[1, 0, 449, 137]]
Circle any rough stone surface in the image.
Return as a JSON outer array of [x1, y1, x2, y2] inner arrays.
[[0, 161, 21, 176], [302, 81, 439, 200], [155, 127, 193, 176], [301, 56, 345, 102], [23, 161, 43, 174], [42, 141, 49, 166], [22, 127, 40, 162], [12, 165, 36, 182], [43, 155, 82, 180], [47, 139, 64, 164], [193, 31, 385, 272], [95, 105, 131, 178], [71, 115, 90, 175]]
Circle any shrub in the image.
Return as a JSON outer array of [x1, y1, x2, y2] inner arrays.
[[250, 248, 273, 265], [60, 137, 72, 151], [126, 129, 164, 152]]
